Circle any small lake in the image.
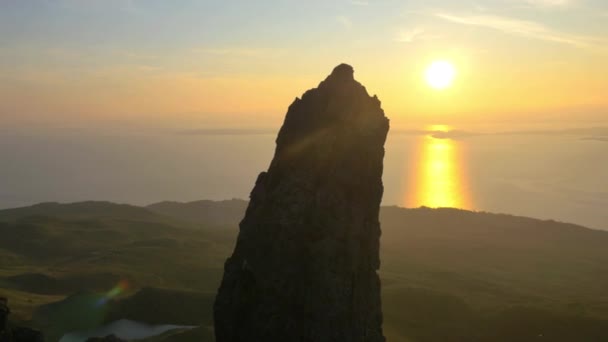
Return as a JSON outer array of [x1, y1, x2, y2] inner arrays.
[[59, 319, 197, 342]]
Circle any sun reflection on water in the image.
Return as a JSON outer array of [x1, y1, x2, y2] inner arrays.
[[405, 125, 472, 209]]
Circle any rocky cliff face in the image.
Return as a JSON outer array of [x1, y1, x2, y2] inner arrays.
[[0, 298, 44, 342], [214, 64, 389, 342]]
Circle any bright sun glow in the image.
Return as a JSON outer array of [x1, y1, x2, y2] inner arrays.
[[425, 61, 456, 90], [405, 125, 472, 209]]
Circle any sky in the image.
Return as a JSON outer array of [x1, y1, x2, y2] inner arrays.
[[1, 0, 608, 130], [1, 1, 607, 229]]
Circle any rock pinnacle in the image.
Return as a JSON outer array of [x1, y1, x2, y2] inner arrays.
[[214, 64, 389, 342]]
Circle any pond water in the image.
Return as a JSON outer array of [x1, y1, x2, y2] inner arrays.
[[59, 319, 197, 342]]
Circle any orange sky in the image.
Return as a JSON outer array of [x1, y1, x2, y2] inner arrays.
[[1, 1, 607, 129]]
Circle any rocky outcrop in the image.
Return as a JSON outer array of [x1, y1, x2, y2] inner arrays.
[[0, 298, 44, 342], [214, 64, 389, 341]]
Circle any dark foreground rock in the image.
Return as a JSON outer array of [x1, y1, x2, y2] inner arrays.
[[214, 64, 389, 342], [0, 298, 44, 342]]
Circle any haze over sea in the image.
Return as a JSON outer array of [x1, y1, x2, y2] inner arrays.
[[1, 122, 606, 230]]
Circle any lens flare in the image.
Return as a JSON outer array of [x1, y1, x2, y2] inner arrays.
[[95, 279, 130, 307]]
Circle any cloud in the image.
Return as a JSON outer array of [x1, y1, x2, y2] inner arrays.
[[581, 136, 608, 143], [521, 0, 574, 8], [391, 126, 608, 141], [436, 13, 605, 49], [59, 0, 141, 13], [495, 127, 608, 138], [430, 130, 482, 140], [351, 0, 369, 5], [177, 127, 608, 141], [391, 129, 483, 140], [193, 47, 284, 58], [391, 129, 428, 136], [336, 16, 353, 29], [177, 128, 275, 136], [395, 28, 427, 43]]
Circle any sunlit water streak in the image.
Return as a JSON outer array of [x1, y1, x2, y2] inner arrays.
[[405, 125, 472, 209]]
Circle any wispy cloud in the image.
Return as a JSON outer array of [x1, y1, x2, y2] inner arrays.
[[194, 47, 284, 58], [59, 0, 142, 14], [395, 28, 425, 43], [436, 13, 605, 49], [392, 126, 608, 141], [521, 0, 574, 8], [394, 27, 440, 43], [336, 16, 353, 29], [177, 128, 275, 136], [175, 126, 544, 139], [581, 136, 608, 142]]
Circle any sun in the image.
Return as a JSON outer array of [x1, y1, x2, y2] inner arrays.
[[425, 60, 456, 90]]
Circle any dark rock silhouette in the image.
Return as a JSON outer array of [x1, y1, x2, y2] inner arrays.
[[0, 299, 6, 327], [214, 64, 389, 341], [0, 298, 44, 342]]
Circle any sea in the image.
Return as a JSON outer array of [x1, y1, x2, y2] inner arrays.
[[1, 124, 606, 229]]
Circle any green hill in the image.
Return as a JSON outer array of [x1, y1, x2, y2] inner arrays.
[[379, 206, 608, 341], [146, 199, 247, 226], [1, 201, 608, 341], [380, 206, 608, 316], [0, 201, 164, 223], [0, 201, 233, 325]]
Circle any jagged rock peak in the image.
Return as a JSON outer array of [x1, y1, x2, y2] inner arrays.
[[276, 64, 387, 154], [314, 63, 372, 98], [214, 64, 388, 342], [328, 63, 354, 81]]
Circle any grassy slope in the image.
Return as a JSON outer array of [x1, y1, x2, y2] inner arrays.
[[0, 202, 232, 323], [380, 207, 608, 316], [145, 199, 247, 227], [1, 201, 608, 341]]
